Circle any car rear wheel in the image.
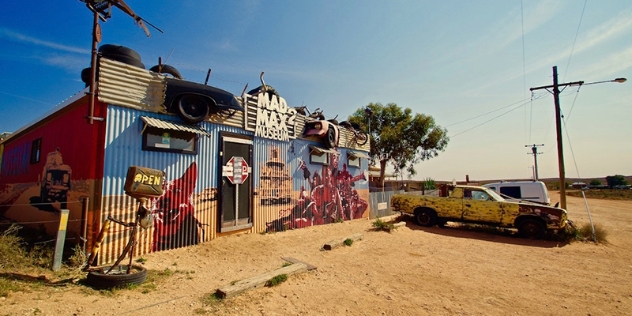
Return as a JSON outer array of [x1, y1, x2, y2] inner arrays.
[[518, 219, 545, 239], [176, 94, 210, 124], [415, 208, 437, 227]]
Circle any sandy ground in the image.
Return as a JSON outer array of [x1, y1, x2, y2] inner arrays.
[[2, 192, 632, 316]]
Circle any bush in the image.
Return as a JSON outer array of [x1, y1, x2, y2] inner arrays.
[[577, 222, 608, 243], [0, 224, 30, 270], [372, 218, 389, 231]]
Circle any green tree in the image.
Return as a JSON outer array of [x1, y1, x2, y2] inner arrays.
[[589, 179, 602, 186], [348, 102, 449, 187], [605, 175, 628, 188]]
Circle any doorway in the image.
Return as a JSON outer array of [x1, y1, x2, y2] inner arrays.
[[219, 134, 253, 232]]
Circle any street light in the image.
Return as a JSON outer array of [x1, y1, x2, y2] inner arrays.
[[530, 66, 626, 210]]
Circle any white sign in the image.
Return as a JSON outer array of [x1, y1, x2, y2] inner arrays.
[[250, 93, 297, 141]]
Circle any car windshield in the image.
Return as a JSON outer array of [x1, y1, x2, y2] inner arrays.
[[482, 187, 505, 201]]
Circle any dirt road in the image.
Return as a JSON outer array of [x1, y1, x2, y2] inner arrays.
[[2, 193, 631, 315]]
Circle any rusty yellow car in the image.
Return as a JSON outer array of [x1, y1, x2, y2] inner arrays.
[[391, 185, 569, 239]]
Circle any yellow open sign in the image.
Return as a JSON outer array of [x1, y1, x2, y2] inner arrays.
[[124, 166, 165, 198]]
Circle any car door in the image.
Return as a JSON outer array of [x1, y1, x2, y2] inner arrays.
[[461, 188, 503, 223]]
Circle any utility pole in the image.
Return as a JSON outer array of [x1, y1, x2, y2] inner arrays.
[[530, 66, 626, 210], [525, 144, 544, 180]]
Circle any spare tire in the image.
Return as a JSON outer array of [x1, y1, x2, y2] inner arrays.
[[98, 44, 145, 69], [86, 265, 147, 289], [100, 53, 145, 69], [98, 44, 142, 62], [149, 64, 183, 79], [81, 67, 93, 85]]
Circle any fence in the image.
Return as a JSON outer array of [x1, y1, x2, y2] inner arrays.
[[367, 188, 441, 219]]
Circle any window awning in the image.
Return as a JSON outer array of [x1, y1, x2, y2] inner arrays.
[[347, 150, 370, 159], [308, 145, 338, 155], [141, 116, 211, 137]]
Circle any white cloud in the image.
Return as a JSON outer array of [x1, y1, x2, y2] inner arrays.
[[0, 28, 90, 54]]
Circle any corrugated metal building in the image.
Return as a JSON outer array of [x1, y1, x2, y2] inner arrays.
[[0, 50, 371, 264]]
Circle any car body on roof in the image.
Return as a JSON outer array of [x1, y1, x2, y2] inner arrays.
[[163, 77, 243, 124]]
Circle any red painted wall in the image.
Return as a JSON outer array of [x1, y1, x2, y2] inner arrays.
[[0, 96, 107, 240]]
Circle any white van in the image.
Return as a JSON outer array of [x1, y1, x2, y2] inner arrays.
[[483, 181, 550, 205]]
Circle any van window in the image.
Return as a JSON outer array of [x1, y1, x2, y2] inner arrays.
[[499, 186, 521, 199]]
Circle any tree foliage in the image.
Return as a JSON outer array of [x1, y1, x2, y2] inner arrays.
[[589, 179, 602, 186], [347, 102, 449, 186], [605, 175, 628, 188]]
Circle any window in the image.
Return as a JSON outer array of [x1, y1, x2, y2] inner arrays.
[[499, 186, 521, 199], [347, 155, 360, 168], [309, 145, 335, 165], [346, 150, 369, 168], [143, 127, 197, 154], [30, 138, 41, 164], [141, 116, 210, 155]]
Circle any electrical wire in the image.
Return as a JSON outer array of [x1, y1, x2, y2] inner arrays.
[[563, 85, 583, 123], [449, 99, 530, 138], [563, 0, 588, 82], [562, 113, 582, 179], [446, 96, 541, 129]]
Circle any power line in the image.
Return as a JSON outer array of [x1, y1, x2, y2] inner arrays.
[[449, 100, 529, 138], [563, 0, 588, 82]]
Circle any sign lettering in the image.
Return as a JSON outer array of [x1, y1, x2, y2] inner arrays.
[[252, 93, 297, 141]]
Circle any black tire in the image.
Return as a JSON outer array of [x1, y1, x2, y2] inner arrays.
[[81, 67, 94, 85], [176, 94, 210, 124], [149, 64, 183, 79], [100, 53, 145, 69], [98, 44, 142, 62], [355, 131, 368, 145], [325, 126, 337, 148], [518, 219, 545, 239], [86, 265, 147, 289], [415, 208, 437, 227]]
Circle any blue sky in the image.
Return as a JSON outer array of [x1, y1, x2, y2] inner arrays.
[[1, 1, 630, 181]]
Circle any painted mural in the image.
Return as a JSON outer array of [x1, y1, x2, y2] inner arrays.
[[149, 162, 204, 251], [264, 145, 369, 232], [32, 148, 72, 212], [0, 99, 101, 241]]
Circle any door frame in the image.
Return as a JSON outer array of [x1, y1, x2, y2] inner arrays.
[[218, 133, 254, 233]]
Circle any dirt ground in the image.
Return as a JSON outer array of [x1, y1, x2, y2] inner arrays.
[[2, 192, 632, 316]]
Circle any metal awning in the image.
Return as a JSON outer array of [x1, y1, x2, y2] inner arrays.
[[347, 150, 370, 159], [140, 116, 211, 137], [308, 145, 338, 155]]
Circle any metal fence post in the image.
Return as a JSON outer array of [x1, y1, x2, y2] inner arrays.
[[52, 209, 70, 271]]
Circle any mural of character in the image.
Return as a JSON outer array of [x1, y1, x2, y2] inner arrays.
[[150, 162, 203, 251], [30, 147, 72, 212], [266, 149, 368, 232]]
